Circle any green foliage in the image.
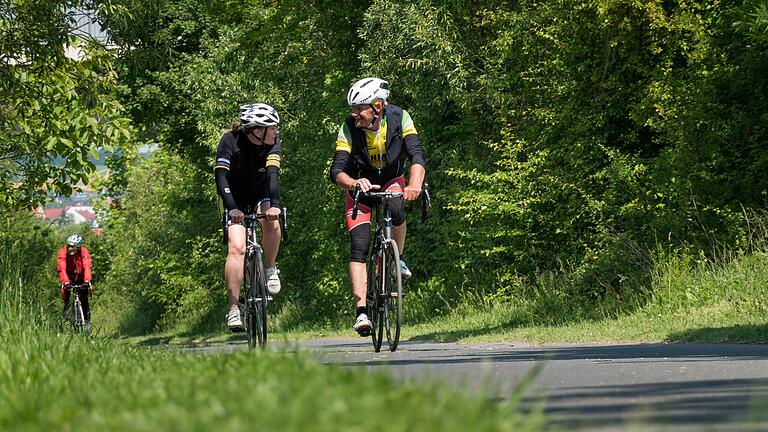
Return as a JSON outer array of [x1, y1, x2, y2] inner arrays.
[[0, 0, 133, 210], [95, 0, 768, 332], [0, 213, 61, 310], [99, 150, 222, 333]]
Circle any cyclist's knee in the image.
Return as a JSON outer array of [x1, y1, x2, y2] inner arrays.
[[349, 225, 369, 262], [260, 219, 280, 233], [390, 202, 405, 226], [227, 239, 246, 256]]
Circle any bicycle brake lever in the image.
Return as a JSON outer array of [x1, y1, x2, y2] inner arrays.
[[352, 185, 361, 220], [281, 207, 288, 242], [421, 182, 431, 223]]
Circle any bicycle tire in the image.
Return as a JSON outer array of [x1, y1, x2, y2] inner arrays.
[[74, 295, 86, 334], [254, 251, 268, 347], [367, 247, 384, 352], [244, 252, 258, 349], [383, 240, 402, 352]]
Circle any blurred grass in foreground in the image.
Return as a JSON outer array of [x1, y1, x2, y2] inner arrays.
[[0, 249, 543, 432]]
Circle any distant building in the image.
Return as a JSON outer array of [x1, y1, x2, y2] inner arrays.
[[64, 9, 111, 61], [66, 206, 96, 224], [35, 205, 97, 226]]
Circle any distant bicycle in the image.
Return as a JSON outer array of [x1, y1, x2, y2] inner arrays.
[[241, 209, 288, 349], [63, 283, 90, 335], [352, 183, 430, 352]]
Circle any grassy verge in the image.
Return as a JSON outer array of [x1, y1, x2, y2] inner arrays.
[[123, 247, 768, 347], [403, 247, 768, 344]]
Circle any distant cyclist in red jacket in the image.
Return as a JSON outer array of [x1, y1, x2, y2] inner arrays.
[[57, 234, 93, 326]]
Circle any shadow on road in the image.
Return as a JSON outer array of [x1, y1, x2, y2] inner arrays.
[[320, 340, 768, 431], [666, 324, 768, 344], [525, 378, 768, 431], [338, 341, 768, 367]]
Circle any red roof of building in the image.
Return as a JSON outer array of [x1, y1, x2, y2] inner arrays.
[[74, 209, 96, 221], [44, 208, 65, 220]]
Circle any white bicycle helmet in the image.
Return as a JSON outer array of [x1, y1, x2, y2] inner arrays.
[[239, 103, 280, 128], [347, 77, 390, 106], [67, 234, 84, 247]]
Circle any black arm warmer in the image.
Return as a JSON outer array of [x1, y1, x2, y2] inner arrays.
[[215, 168, 238, 210], [404, 134, 426, 168], [330, 150, 351, 184], [267, 166, 280, 208]]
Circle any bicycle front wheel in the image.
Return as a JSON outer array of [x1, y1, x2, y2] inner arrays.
[[254, 252, 268, 347], [382, 240, 402, 352], [244, 253, 259, 349], [367, 249, 384, 353], [73, 296, 86, 334]]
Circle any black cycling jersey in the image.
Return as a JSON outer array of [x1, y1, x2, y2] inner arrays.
[[214, 129, 282, 209]]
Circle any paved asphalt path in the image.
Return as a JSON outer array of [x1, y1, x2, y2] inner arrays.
[[187, 338, 768, 431]]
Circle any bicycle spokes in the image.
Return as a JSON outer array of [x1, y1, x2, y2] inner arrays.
[[383, 241, 402, 351]]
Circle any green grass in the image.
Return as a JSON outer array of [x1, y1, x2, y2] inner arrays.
[[0, 263, 543, 431], [0, 335, 542, 431], [125, 247, 768, 348], [397, 248, 768, 345]]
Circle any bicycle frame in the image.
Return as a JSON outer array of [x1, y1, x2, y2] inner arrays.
[[65, 284, 88, 334], [242, 213, 269, 349], [240, 208, 288, 349], [351, 183, 431, 352], [352, 188, 405, 352]]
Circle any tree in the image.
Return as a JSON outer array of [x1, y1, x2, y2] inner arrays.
[[0, 0, 132, 211]]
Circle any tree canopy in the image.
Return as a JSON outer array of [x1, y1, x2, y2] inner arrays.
[[0, 0, 132, 211]]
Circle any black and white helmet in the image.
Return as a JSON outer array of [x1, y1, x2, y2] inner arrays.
[[67, 234, 84, 247], [347, 77, 390, 106], [239, 103, 280, 128]]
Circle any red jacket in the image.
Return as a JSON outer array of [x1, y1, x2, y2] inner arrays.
[[57, 246, 93, 284]]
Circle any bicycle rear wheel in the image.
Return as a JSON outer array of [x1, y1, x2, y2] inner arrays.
[[367, 249, 384, 352], [383, 240, 402, 351]]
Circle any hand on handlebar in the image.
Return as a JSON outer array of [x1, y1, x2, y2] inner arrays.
[[354, 179, 381, 193], [264, 206, 281, 221], [403, 184, 422, 201], [228, 208, 245, 224]]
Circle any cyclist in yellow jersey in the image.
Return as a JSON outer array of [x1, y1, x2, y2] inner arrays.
[[329, 77, 426, 336]]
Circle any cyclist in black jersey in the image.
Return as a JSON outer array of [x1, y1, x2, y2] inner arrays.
[[215, 103, 283, 331], [329, 77, 426, 336]]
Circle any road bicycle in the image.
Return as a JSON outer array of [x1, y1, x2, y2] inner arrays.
[[240, 209, 288, 349], [63, 283, 90, 335], [352, 183, 430, 352]]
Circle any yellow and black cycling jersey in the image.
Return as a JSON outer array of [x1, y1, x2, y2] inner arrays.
[[330, 104, 425, 185]]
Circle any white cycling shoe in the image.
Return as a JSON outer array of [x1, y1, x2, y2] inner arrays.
[[353, 313, 372, 336], [266, 266, 281, 295], [227, 308, 243, 332], [400, 260, 412, 280]]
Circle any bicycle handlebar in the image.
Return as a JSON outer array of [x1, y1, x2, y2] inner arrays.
[[244, 208, 289, 242], [351, 184, 430, 223], [352, 187, 405, 220]]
